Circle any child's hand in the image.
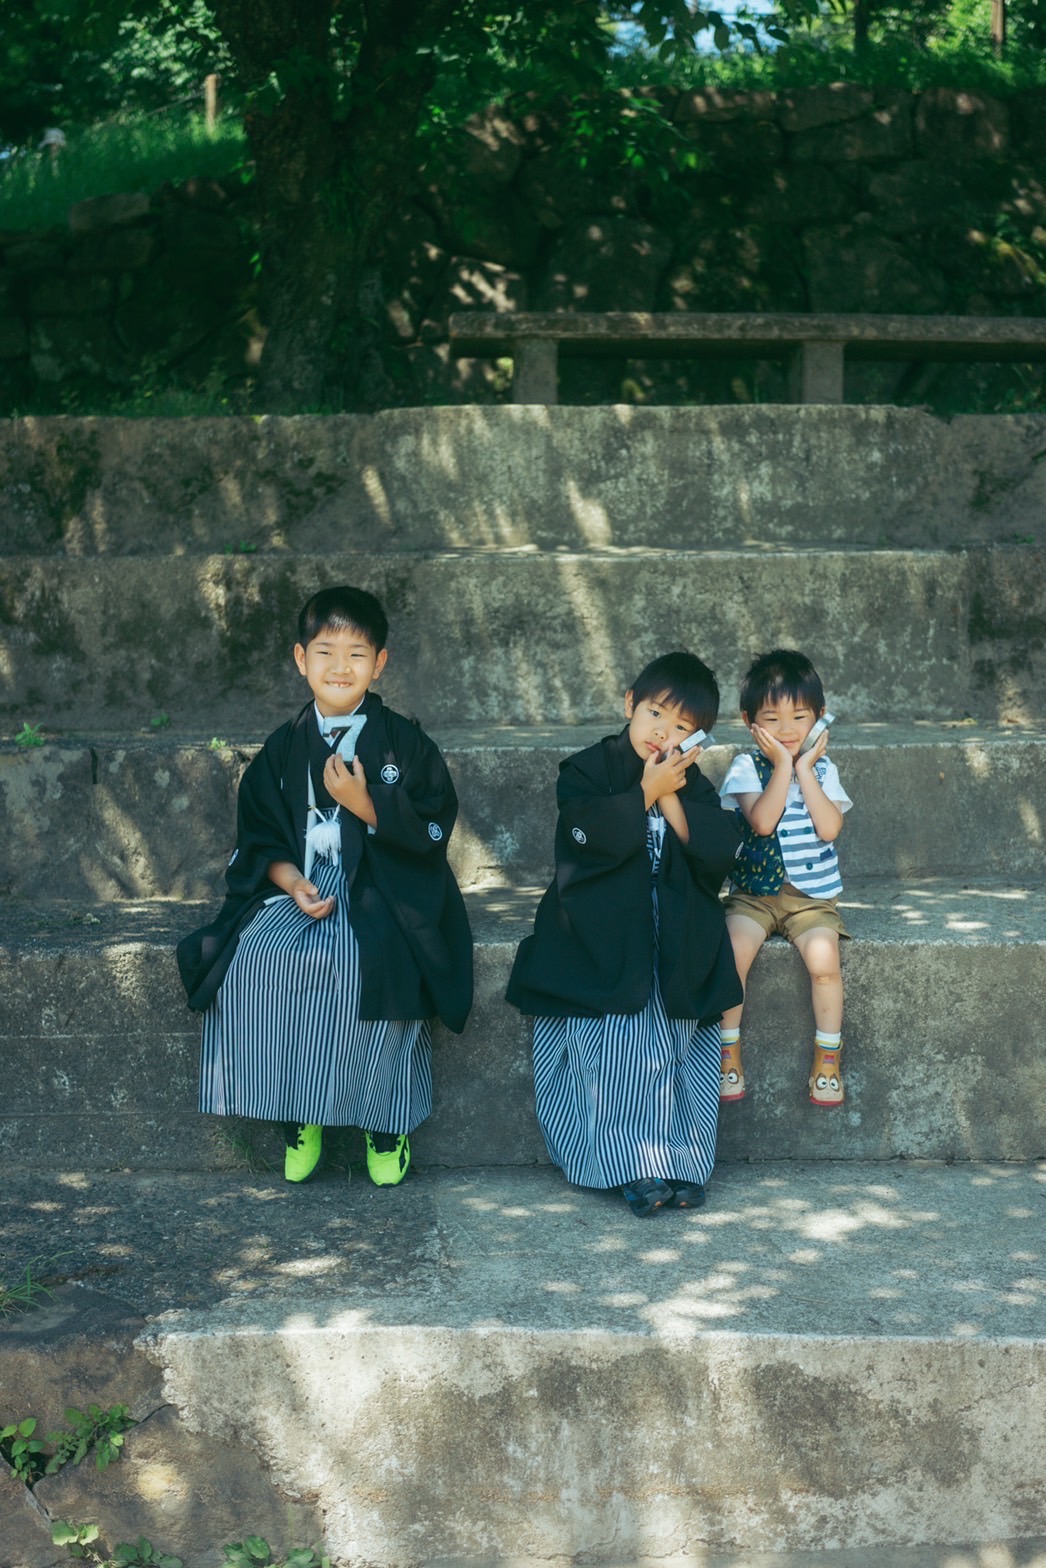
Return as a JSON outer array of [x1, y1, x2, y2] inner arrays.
[[643, 743, 697, 805], [795, 725, 829, 773], [751, 723, 795, 771], [290, 878, 335, 920], [324, 752, 376, 824]]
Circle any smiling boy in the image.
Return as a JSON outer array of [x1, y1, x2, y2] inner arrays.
[[177, 585, 472, 1188], [718, 649, 852, 1108]]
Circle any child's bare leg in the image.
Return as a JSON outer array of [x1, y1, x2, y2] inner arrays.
[[793, 925, 844, 1105], [793, 926, 843, 1033], [720, 914, 767, 1101], [722, 914, 767, 1032]]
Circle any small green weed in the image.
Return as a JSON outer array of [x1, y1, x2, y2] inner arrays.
[[225, 540, 258, 554], [0, 1419, 49, 1484], [149, 713, 170, 730], [209, 736, 230, 750], [224, 1540, 331, 1568], [51, 1523, 102, 1557], [0, 1257, 55, 1316], [52, 1525, 330, 1568], [52, 1523, 182, 1568], [30, 911, 102, 930], [2, 1403, 134, 1486], [14, 722, 45, 748], [45, 1404, 135, 1475], [210, 1119, 277, 1175]]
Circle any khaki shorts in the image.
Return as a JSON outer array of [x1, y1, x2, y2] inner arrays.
[[724, 885, 851, 943]]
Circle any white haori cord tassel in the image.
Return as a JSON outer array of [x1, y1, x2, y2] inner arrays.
[[306, 806, 342, 862]]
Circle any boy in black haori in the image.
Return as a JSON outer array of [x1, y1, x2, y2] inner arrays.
[[508, 652, 742, 1218], [178, 586, 472, 1187]]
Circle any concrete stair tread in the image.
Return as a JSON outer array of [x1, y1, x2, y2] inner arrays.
[[426, 1551, 1042, 1568], [4, 544, 1043, 561], [3, 877, 1045, 948], [3, 1162, 1042, 1339], [5, 718, 1045, 745]]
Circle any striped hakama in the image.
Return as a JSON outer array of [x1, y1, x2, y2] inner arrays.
[[532, 811, 721, 1190], [199, 854, 431, 1132]]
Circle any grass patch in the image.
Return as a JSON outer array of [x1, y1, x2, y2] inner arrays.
[[0, 1257, 57, 1317], [0, 112, 246, 232]]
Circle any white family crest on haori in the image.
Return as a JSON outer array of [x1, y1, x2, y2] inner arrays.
[[381, 763, 400, 784], [572, 827, 587, 845], [428, 821, 443, 841]]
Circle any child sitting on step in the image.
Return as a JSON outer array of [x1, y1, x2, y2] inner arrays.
[[506, 652, 743, 1217], [177, 585, 472, 1188], [718, 649, 852, 1108]]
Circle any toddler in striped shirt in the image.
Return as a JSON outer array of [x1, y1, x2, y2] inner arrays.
[[718, 649, 852, 1108]]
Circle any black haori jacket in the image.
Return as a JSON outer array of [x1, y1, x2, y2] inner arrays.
[[177, 694, 473, 1033], [506, 728, 743, 1024]]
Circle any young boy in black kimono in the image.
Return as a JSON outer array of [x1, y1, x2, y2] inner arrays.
[[178, 585, 472, 1186], [507, 652, 742, 1217]]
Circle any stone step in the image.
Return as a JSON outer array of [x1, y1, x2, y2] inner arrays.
[[4, 408, 1045, 555], [1, 546, 1041, 731], [1, 724, 1042, 900], [5, 1163, 1041, 1565], [2, 877, 1043, 1172]]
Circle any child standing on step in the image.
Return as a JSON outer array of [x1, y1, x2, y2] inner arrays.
[[177, 585, 472, 1187], [507, 652, 743, 1217], [718, 649, 852, 1108]]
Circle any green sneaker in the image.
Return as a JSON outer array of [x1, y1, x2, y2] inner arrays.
[[284, 1123, 322, 1183], [365, 1130, 411, 1187]]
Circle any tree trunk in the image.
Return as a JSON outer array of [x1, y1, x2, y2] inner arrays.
[[211, 0, 460, 410], [853, 0, 870, 52], [246, 96, 346, 410]]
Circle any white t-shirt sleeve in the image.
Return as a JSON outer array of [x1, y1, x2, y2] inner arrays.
[[719, 753, 853, 813], [720, 753, 761, 811], [819, 757, 853, 813]]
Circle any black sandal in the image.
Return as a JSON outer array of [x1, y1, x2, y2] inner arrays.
[[668, 1180, 705, 1209], [622, 1178, 672, 1217]]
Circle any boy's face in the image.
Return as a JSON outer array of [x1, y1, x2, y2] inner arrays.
[[744, 695, 823, 758], [624, 690, 698, 763], [294, 624, 387, 717]]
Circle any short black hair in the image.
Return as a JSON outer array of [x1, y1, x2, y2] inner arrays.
[[297, 586, 388, 651], [739, 648, 825, 721], [630, 651, 720, 733]]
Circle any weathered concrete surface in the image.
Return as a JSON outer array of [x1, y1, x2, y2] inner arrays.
[[1, 879, 1043, 1170], [0, 1465, 62, 1568], [2, 1168, 1044, 1568], [1, 548, 1042, 729], [3, 410, 1046, 556], [130, 1163, 1045, 1564], [1, 725, 1043, 900]]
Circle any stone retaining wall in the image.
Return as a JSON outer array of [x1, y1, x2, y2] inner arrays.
[[3, 84, 1044, 411]]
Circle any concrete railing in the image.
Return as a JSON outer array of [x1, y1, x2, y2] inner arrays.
[[450, 310, 1046, 403]]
